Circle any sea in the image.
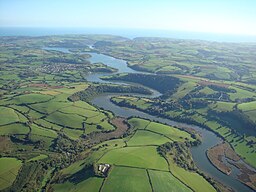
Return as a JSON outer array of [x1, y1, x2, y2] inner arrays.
[[0, 27, 256, 43]]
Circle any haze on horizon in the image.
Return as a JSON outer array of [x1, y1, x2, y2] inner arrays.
[[0, 0, 256, 36]]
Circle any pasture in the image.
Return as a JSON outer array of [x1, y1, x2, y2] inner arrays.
[[0, 107, 20, 126], [127, 130, 170, 146], [0, 157, 22, 190], [149, 170, 192, 192], [102, 166, 151, 192], [98, 146, 169, 171], [128, 117, 150, 129], [146, 122, 193, 142], [168, 159, 216, 192]]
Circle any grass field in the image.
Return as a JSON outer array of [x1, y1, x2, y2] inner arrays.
[[8, 93, 53, 105], [210, 101, 235, 112], [98, 146, 168, 171], [128, 117, 150, 129], [30, 100, 72, 114], [148, 170, 192, 192], [29, 134, 55, 148], [31, 124, 58, 138], [168, 159, 216, 192], [127, 130, 170, 146], [226, 134, 256, 167], [34, 119, 63, 131], [45, 111, 85, 129], [1, 35, 255, 192], [53, 167, 103, 192], [0, 123, 30, 135], [0, 107, 20, 126], [0, 157, 22, 190], [238, 101, 256, 111], [86, 113, 107, 124], [54, 178, 104, 192], [59, 106, 99, 118], [27, 154, 48, 162], [146, 122, 194, 142], [245, 110, 256, 123], [63, 128, 84, 140], [102, 166, 152, 192]]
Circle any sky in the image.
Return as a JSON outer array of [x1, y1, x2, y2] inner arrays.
[[0, 0, 256, 36]]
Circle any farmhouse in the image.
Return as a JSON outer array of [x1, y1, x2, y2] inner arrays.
[[98, 163, 111, 175]]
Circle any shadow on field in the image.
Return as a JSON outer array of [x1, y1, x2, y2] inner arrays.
[[68, 165, 95, 184]]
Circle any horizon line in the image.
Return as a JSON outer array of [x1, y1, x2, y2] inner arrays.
[[1, 26, 256, 37]]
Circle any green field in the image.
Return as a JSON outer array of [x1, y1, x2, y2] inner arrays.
[[98, 146, 169, 171], [102, 166, 152, 192], [0, 107, 20, 125], [6, 93, 53, 105], [238, 101, 256, 111], [53, 167, 103, 192], [27, 154, 48, 162], [63, 128, 84, 140], [127, 130, 170, 146], [128, 117, 150, 129], [30, 100, 72, 114], [148, 170, 192, 192], [146, 122, 194, 142], [31, 124, 58, 138], [169, 159, 216, 192], [0, 35, 255, 192], [45, 111, 85, 128], [0, 157, 22, 190], [0, 123, 30, 135], [59, 106, 100, 118]]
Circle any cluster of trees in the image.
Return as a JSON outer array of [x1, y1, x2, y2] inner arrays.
[[94, 40, 114, 48], [103, 73, 181, 95], [207, 109, 256, 133], [183, 85, 231, 102], [47, 40, 92, 48], [157, 141, 197, 171], [5, 161, 47, 192], [208, 85, 236, 93], [18, 70, 38, 79], [68, 84, 152, 102], [90, 63, 117, 73], [44, 55, 90, 65]]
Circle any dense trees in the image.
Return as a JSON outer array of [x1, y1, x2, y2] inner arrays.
[[68, 84, 152, 102], [102, 73, 181, 95]]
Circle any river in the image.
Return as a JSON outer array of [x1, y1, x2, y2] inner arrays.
[[44, 47, 253, 192]]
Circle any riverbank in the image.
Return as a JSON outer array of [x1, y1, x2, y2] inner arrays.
[[207, 142, 256, 190]]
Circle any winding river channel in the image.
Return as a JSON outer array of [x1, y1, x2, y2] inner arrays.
[[45, 47, 254, 192]]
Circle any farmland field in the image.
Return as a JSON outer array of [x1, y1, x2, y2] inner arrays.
[[127, 130, 170, 146], [0, 157, 22, 190], [168, 159, 216, 192], [0, 34, 255, 192], [102, 166, 152, 192], [98, 146, 169, 171], [128, 117, 150, 129], [148, 170, 192, 192], [53, 167, 104, 192], [146, 122, 194, 142], [0, 107, 20, 126]]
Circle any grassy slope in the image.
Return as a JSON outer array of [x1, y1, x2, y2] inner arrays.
[[0, 157, 22, 190], [146, 122, 194, 142], [102, 166, 152, 192], [148, 170, 192, 192], [127, 130, 170, 146], [98, 146, 169, 171], [169, 159, 216, 192]]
